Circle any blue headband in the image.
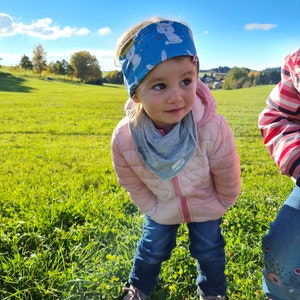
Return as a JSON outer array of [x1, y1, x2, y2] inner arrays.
[[119, 20, 198, 97]]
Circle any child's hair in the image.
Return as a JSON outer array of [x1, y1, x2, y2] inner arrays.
[[114, 17, 166, 125], [114, 16, 165, 68]]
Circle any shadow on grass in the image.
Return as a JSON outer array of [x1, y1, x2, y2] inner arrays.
[[102, 83, 124, 89], [0, 72, 35, 92]]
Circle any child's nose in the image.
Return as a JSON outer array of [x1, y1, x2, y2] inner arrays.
[[167, 87, 182, 103]]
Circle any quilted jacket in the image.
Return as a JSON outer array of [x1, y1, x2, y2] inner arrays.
[[258, 49, 300, 180], [112, 79, 240, 224]]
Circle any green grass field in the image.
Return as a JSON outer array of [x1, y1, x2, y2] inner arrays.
[[0, 70, 293, 299]]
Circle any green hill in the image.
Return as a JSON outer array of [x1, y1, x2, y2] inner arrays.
[[0, 70, 291, 299]]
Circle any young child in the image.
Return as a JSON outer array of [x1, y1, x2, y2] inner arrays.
[[112, 17, 240, 300], [258, 48, 300, 300]]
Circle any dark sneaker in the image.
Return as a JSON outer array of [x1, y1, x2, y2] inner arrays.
[[122, 286, 147, 300], [199, 296, 225, 300]]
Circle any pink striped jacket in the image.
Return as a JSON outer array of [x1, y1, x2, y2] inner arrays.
[[112, 80, 240, 225], [258, 49, 300, 179]]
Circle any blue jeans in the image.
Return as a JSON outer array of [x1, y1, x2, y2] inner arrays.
[[262, 185, 300, 300], [128, 216, 226, 296]]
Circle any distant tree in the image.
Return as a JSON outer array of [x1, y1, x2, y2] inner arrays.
[[247, 70, 260, 85], [104, 70, 123, 84], [269, 70, 281, 84], [45, 60, 69, 78], [233, 77, 247, 89], [70, 51, 102, 83], [259, 72, 270, 85], [259, 68, 280, 85], [223, 67, 249, 89], [32, 44, 47, 76], [51, 60, 64, 76], [66, 64, 75, 79], [51, 61, 59, 75], [20, 54, 33, 75], [47, 61, 55, 76], [212, 66, 230, 74], [59, 59, 69, 78]]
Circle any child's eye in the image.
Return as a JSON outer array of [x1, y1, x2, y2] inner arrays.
[[181, 79, 192, 86], [153, 83, 166, 90]]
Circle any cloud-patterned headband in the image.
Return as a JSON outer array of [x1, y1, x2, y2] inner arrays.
[[119, 20, 198, 97]]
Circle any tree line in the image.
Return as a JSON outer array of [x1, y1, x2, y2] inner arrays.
[[14, 44, 281, 89], [17, 44, 125, 85], [222, 67, 281, 89], [202, 66, 281, 90], [19, 44, 104, 85]]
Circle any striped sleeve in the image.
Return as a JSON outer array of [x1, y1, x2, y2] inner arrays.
[[258, 49, 300, 179]]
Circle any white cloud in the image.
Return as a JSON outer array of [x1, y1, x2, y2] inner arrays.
[[204, 30, 208, 35], [75, 28, 90, 36], [97, 27, 112, 35], [0, 13, 90, 39], [0, 13, 15, 36], [244, 23, 277, 30]]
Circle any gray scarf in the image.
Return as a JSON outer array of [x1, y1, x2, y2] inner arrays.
[[129, 110, 198, 180]]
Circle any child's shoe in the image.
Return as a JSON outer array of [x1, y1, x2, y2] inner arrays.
[[122, 285, 147, 300], [199, 296, 225, 300], [198, 287, 225, 300]]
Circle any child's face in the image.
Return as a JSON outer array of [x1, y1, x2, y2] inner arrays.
[[135, 57, 197, 133]]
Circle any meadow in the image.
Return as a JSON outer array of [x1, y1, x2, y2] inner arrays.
[[0, 70, 294, 299]]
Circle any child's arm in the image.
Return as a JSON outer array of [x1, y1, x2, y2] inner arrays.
[[258, 50, 300, 179], [208, 116, 241, 207], [111, 137, 158, 216]]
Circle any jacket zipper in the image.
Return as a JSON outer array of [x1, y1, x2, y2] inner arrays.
[[171, 177, 191, 223]]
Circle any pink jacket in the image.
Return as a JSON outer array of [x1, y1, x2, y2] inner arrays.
[[112, 80, 240, 224]]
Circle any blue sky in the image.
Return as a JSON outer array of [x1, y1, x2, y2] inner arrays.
[[1, 0, 299, 71]]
